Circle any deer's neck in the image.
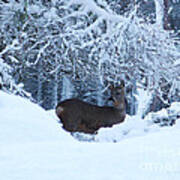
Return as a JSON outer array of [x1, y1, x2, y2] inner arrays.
[[114, 92, 125, 111], [114, 100, 125, 110]]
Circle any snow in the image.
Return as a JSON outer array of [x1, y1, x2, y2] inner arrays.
[[0, 91, 180, 180], [0, 91, 74, 145], [135, 87, 153, 119], [70, 0, 126, 23], [154, 0, 164, 29], [94, 115, 160, 142]]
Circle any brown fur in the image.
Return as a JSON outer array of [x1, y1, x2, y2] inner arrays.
[[56, 81, 126, 134]]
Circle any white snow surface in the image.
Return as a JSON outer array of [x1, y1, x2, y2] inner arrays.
[[0, 91, 180, 180]]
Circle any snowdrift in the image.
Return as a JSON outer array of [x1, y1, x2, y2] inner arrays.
[[0, 91, 74, 144], [0, 91, 180, 180]]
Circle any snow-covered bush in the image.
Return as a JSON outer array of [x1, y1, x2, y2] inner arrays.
[[0, 57, 30, 98], [145, 102, 180, 127]]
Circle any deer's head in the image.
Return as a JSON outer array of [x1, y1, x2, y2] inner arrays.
[[109, 80, 125, 108]]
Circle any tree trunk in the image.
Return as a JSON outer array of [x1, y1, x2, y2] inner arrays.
[[163, 0, 172, 30]]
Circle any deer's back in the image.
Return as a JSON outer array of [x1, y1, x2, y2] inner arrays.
[[56, 98, 125, 133]]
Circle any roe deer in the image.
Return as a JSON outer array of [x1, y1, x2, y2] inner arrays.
[[56, 81, 126, 134]]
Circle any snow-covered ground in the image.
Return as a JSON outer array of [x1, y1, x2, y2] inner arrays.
[[0, 91, 180, 180]]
